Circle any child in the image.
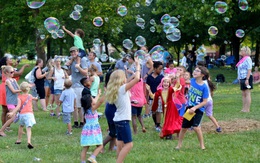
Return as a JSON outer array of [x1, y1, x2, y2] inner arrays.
[[89, 65, 100, 98], [151, 77, 182, 140], [62, 26, 86, 70], [203, 71, 221, 132], [8, 82, 37, 149], [80, 77, 92, 97], [80, 92, 105, 163], [0, 65, 21, 136], [106, 57, 140, 163], [130, 77, 147, 134], [176, 66, 209, 150], [164, 60, 177, 75], [59, 79, 76, 135], [183, 71, 191, 100]]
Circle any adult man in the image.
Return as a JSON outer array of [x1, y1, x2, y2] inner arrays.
[[88, 52, 103, 76], [67, 46, 88, 128], [115, 54, 128, 70]]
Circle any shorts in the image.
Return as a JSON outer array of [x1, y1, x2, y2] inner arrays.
[[72, 87, 83, 108], [53, 89, 63, 95], [131, 106, 143, 116], [62, 112, 72, 124], [182, 109, 204, 128], [108, 122, 117, 138], [19, 113, 36, 128], [44, 80, 51, 87], [114, 120, 132, 144], [7, 104, 16, 110], [205, 100, 213, 116], [240, 75, 253, 90]]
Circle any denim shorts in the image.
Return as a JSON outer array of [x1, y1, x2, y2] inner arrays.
[[108, 122, 117, 138], [63, 112, 72, 124], [131, 106, 143, 116], [19, 113, 36, 128], [53, 89, 63, 95], [114, 120, 132, 143]]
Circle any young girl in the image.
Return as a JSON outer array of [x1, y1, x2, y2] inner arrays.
[[203, 71, 221, 132], [151, 77, 182, 140], [176, 66, 209, 150], [164, 60, 177, 75], [106, 57, 140, 163], [8, 82, 37, 149], [89, 65, 100, 98], [0, 65, 21, 136], [80, 92, 105, 163]]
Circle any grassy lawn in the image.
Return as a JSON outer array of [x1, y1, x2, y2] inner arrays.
[[0, 63, 260, 162]]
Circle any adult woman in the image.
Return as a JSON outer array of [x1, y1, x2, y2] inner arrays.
[[47, 57, 68, 116], [252, 66, 260, 84], [34, 58, 47, 111], [236, 46, 253, 112], [44, 58, 55, 111], [0, 54, 29, 126]]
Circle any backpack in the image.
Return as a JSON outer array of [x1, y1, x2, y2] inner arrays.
[[25, 67, 36, 83], [215, 74, 225, 83]]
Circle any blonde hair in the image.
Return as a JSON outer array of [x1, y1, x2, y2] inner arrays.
[[1, 65, 13, 74], [64, 79, 72, 89], [89, 64, 98, 72], [106, 70, 126, 104], [20, 82, 30, 93], [241, 46, 251, 56]]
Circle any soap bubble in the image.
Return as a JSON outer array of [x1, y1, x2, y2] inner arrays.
[[70, 11, 81, 20], [150, 19, 156, 25], [74, 4, 83, 12], [117, 6, 127, 16], [27, 0, 46, 9], [100, 53, 108, 62], [93, 38, 101, 46], [44, 17, 60, 34], [51, 32, 58, 39], [214, 1, 228, 14], [235, 29, 245, 38], [163, 23, 174, 34], [135, 2, 140, 7], [136, 18, 145, 27], [93, 17, 104, 27], [135, 36, 146, 47], [224, 17, 230, 23], [123, 39, 133, 50], [208, 26, 218, 36], [40, 35, 45, 39], [166, 27, 181, 42], [160, 14, 171, 24], [238, 0, 248, 11], [149, 45, 165, 61], [221, 55, 227, 60], [150, 26, 156, 33], [57, 29, 65, 38], [104, 17, 109, 22], [169, 16, 179, 27]]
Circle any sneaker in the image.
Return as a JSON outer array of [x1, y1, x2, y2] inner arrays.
[[142, 114, 150, 118], [50, 113, 56, 116], [155, 127, 161, 132], [5, 127, 13, 132], [216, 127, 222, 133], [87, 157, 97, 163], [66, 131, 72, 135]]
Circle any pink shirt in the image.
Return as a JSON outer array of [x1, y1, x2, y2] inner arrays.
[[19, 94, 33, 114], [130, 79, 147, 107], [164, 68, 177, 75]]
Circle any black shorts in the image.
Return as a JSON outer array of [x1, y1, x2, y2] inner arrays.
[[182, 109, 203, 128], [240, 75, 253, 90]]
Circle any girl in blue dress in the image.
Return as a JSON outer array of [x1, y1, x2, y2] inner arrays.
[[80, 92, 105, 163]]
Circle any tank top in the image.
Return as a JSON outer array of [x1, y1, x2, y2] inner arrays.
[[90, 75, 100, 97], [54, 67, 65, 90], [5, 78, 19, 105]]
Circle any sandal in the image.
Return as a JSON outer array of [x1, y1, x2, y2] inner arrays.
[[28, 143, 34, 149]]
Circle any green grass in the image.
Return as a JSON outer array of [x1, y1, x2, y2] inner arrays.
[[0, 65, 260, 162]]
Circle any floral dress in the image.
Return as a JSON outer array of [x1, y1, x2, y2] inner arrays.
[[80, 109, 102, 146]]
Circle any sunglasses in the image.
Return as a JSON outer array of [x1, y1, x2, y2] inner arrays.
[[9, 71, 14, 74]]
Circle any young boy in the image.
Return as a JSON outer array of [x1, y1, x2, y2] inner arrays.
[[146, 61, 164, 131], [80, 77, 92, 97], [59, 79, 76, 135]]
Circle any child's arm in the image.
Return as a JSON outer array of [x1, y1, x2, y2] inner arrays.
[[125, 58, 140, 91], [92, 90, 105, 111], [7, 98, 21, 118], [189, 98, 208, 114], [62, 26, 75, 38], [5, 80, 21, 93], [146, 84, 154, 99], [76, 56, 81, 65]]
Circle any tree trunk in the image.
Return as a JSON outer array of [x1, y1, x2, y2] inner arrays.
[[219, 44, 226, 56], [46, 39, 51, 59], [255, 40, 260, 67], [232, 36, 241, 64], [35, 34, 46, 64], [104, 37, 109, 62]]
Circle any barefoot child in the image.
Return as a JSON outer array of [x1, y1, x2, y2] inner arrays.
[[0, 65, 21, 136], [80, 92, 105, 163], [106, 57, 140, 163], [176, 66, 209, 150], [8, 82, 37, 149], [59, 79, 76, 135]]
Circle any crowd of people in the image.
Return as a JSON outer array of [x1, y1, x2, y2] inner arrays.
[[0, 36, 256, 163]]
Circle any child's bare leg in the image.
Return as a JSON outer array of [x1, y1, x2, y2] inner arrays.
[[116, 142, 133, 163], [176, 128, 188, 149], [0, 114, 16, 135], [193, 126, 205, 149], [32, 100, 38, 111], [132, 115, 137, 134], [137, 115, 146, 132], [156, 112, 161, 126], [26, 127, 32, 144], [16, 125, 24, 143], [67, 123, 72, 133], [208, 116, 220, 128], [109, 138, 116, 151], [92, 145, 103, 157], [116, 140, 123, 159], [81, 146, 89, 162], [40, 99, 47, 111]]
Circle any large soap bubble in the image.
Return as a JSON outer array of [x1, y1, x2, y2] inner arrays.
[[149, 45, 165, 61], [100, 53, 108, 62], [136, 18, 145, 27], [160, 14, 171, 24], [117, 6, 127, 16], [70, 11, 81, 20], [166, 27, 181, 42], [135, 36, 146, 47], [238, 0, 248, 11], [57, 29, 65, 38], [208, 26, 218, 36], [93, 38, 102, 46], [27, 0, 46, 9], [93, 17, 104, 27], [169, 17, 179, 27], [235, 29, 245, 38], [44, 17, 60, 34], [214, 1, 228, 14], [123, 39, 133, 50]]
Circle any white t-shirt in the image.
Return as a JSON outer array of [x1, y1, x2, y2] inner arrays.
[[113, 84, 132, 121], [54, 67, 65, 90]]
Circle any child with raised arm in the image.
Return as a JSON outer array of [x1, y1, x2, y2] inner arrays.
[[0, 65, 21, 136], [80, 91, 105, 163], [8, 82, 37, 149], [62, 26, 86, 69], [59, 79, 76, 135], [176, 66, 209, 150], [106, 57, 140, 163]]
